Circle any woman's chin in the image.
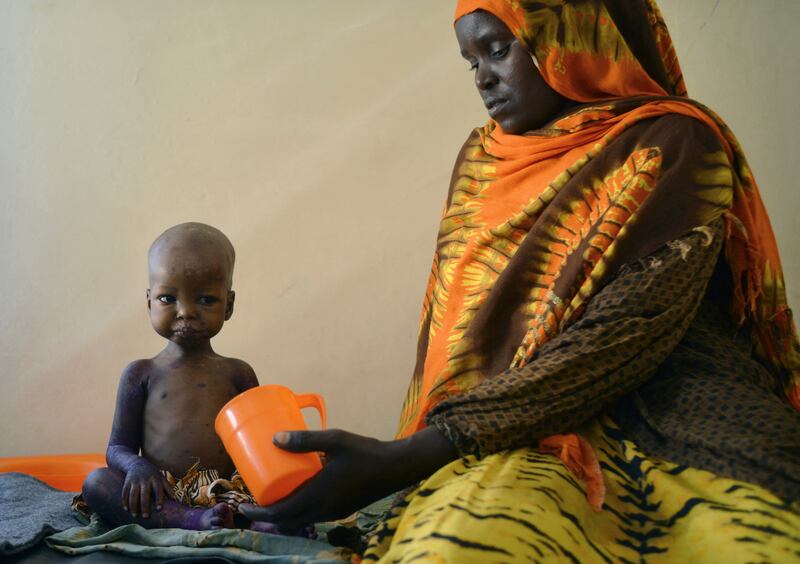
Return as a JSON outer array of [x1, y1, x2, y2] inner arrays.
[[496, 119, 531, 136]]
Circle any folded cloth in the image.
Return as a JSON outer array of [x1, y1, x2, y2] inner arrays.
[[46, 514, 354, 563], [0, 472, 84, 556], [539, 433, 606, 511]]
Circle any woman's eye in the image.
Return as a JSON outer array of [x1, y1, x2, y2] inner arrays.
[[466, 60, 478, 72], [158, 295, 176, 304], [491, 44, 510, 58], [198, 296, 218, 305]]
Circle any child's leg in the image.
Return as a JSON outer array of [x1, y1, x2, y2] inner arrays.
[[82, 467, 234, 530]]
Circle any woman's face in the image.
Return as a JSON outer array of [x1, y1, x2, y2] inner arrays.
[[455, 10, 569, 134]]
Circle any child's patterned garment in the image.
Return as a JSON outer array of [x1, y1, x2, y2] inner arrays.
[[365, 417, 800, 562], [72, 461, 255, 518], [163, 461, 255, 510]]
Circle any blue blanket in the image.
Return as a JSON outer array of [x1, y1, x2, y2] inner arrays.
[[46, 515, 353, 562], [1, 471, 393, 562], [0, 472, 84, 555]]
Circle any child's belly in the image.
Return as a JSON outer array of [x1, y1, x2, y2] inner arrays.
[[142, 380, 238, 477]]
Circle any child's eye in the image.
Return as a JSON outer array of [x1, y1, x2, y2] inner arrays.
[[198, 296, 218, 306], [158, 295, 176, 304]]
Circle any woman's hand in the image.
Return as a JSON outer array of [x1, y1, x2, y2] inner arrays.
[[239, 427, 458, 531], [121, 458, 173, 518]]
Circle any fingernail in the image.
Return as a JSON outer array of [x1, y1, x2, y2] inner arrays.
[[273, 432, 289, 446]]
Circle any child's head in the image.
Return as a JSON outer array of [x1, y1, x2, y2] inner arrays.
[[147, 223, 236, 347]]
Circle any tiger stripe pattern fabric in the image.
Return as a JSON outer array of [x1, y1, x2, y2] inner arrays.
[[365, 417, 800, 562], [163, 461, 255, 510]]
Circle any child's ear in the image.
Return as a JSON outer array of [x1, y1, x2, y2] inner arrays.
[[225, 291, 235, 320], [146, 289, 151, 311]]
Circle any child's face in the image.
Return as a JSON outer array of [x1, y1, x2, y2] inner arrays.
[[147, 247, 234, 347]]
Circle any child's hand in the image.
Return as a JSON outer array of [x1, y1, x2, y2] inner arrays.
[[122, 459, 174, 518]]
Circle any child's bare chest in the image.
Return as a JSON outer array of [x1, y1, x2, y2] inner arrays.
[[141, 365, 240, 476], [145, 368, 238, 418]]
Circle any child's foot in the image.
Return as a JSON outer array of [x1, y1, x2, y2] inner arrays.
[[183, 503, 234, 530]]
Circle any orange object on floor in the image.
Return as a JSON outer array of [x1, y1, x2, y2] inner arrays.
[[0, 453, 105, 491]]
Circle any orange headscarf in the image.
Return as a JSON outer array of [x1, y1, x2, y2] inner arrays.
[[454, 0, 683, 101]]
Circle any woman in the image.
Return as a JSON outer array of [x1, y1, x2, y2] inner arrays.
[[243, 0, 800, 560]]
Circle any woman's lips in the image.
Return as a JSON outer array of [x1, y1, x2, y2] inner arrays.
[[485, 98, 507, 118]]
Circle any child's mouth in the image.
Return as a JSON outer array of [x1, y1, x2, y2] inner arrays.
[[173, 325, 202, 337]]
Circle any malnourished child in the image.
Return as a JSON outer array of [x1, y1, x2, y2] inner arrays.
[[81, 222, 260, 530]]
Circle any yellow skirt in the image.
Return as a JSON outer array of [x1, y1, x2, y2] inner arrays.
[[363, 417, 800, 563]]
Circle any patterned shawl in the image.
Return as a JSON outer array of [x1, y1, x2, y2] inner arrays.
[[397, 0, 800, 451]]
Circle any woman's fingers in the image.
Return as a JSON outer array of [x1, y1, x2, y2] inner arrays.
[[239, 502, 276, 523], [239, 472, 324, 526], [273, 429, 346, 453], [240, 461, 347, 529], [243, 430, 409, 530]]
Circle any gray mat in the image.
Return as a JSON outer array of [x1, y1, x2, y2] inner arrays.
[[0, 472, 83, 556]]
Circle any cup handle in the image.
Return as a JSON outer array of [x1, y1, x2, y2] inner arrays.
[[294, 393, 326, 430]]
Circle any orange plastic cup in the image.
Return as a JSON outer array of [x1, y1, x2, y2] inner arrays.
[[215, 385, 326, 506]]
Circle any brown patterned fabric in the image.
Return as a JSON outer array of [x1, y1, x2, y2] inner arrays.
[[427, 218, 800, 500], [613, 268, 800, 501], [427, 219, 723, 454]]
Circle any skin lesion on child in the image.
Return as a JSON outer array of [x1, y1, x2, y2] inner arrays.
[[81, 222, 261, 531]]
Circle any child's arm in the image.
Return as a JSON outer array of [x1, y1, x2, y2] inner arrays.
[[106, 360, 173, 519], [232, 359, 259, 393]]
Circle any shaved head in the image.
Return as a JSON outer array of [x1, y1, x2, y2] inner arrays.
[[148, 223, 236, 289]]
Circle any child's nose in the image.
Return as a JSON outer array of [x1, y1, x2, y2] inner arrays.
[[177, 302, 197, 319]]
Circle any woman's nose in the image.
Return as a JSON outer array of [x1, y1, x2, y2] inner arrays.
[[475, 63, 498, 91]]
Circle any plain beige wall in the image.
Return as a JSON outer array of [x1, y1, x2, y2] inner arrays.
[[1, 1, 797, 456]]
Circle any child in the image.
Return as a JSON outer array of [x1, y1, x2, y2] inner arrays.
[[81, 222, 259, 530]]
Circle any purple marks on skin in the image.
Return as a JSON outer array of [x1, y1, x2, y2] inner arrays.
[[182, 503, 234, 530]]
